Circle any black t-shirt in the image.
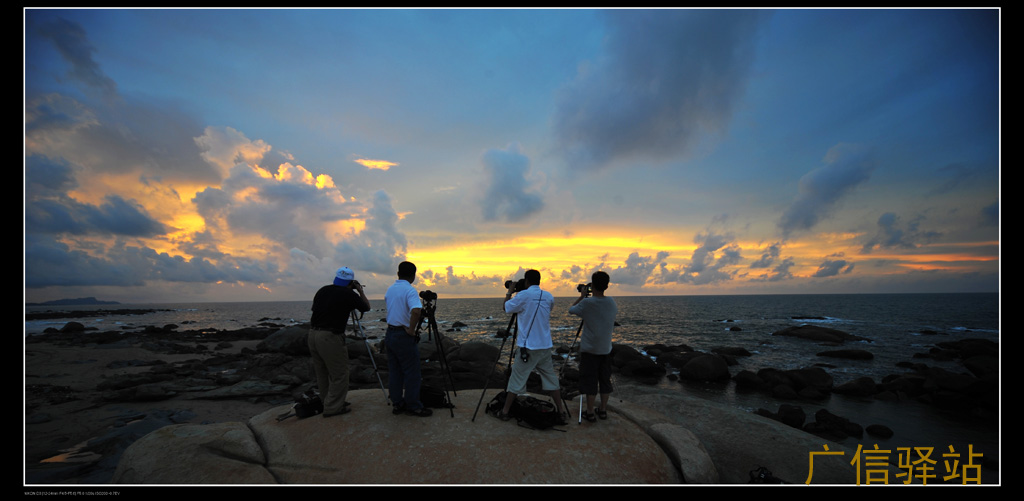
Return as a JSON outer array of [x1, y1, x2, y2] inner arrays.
[[310, 285, 369, 333]]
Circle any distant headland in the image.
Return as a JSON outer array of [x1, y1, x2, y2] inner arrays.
[[25, 297, 120, 307]]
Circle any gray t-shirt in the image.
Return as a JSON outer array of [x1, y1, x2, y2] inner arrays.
[[569, 296, 618, 355]]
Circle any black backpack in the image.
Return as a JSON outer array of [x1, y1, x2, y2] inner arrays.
[[420, 384, 453, 409], [488, 391, 563, 430], [276, 388, 323, 421]]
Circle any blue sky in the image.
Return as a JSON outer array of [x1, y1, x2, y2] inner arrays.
[[24, 8, 1000, 302]]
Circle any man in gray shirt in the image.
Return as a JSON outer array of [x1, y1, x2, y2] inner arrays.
[[569, 271, 617, 422]]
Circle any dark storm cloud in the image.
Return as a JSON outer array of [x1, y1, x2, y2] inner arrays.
[[553, 9, 766, 170], [33, 16, 118, 96], [27, 18, 220, 184], [778, 144, 874, 238], [812, 253, 855, 278], [26, 155, 168, 238], [860, 212, 941, 254]]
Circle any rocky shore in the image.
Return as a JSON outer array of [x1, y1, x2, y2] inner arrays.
[[25, 319, 999, 485]]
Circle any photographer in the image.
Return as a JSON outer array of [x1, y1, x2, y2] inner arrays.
[[309, 266, 371, 417], [569, 271, 617, 422], [384, 261, 431, 417], [496, 269, 567, 423]]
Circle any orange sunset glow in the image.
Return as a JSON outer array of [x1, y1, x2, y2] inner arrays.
[[25, 9, 998, 304]]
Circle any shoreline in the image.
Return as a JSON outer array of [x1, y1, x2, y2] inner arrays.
[[25, 317, 999, 485]]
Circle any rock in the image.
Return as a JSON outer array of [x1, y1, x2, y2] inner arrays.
[[712, 346, 752, 357], [256, 326, 307, 355], [772, 325, 871, 343], [774, 404, 806, 429], [733, 370, 768, 391], [784, 367, 833, 393], [114, 390, 687, 484], [816, 349, 874, 360], [866, 424, 894, 439], [60, 322, 87, 333], [194, 379, 293, 400], [678, 354, 731, 381], [834, 377, 878, 397], [112, 421, 274, 484]]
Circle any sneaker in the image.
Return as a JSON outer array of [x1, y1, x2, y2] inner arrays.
[[392, 404, 406, 415], [406, 407, 433, 417]]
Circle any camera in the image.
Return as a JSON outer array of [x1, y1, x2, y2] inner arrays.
[[577, 283, 592, 296], [419, 289, 437, 301], [504, 278, 528, 293]]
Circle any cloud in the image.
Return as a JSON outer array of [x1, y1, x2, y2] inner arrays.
[[480, 143, 545, 222], [333, 190, 409, 274], [553, 9, 766, 170], [354, 158, 399, 171], [27, 17, 219, 186], [860, 212, 941, 254], [609, 251, 669, 286], [656, 231, 741, 286], [195, 126, 273, 179], [812, 253, 855, 278], [749, 241, 794, 282], [25, 15, 411, 293], [778, 143, 875, 238], [33, 16, 117, 97], [980, 202, 998, 227], [25, 155, 168, 237]]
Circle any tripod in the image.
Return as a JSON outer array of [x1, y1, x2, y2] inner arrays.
[[350, 309, 389, 405], [562, 285, 592, 424], [472, 312, 517, 421], [560, 317, 586, 424], [472, 310, 574, 422], [415, 291, 456, 417]]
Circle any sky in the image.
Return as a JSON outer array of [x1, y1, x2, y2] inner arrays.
[[23, 8, 1000, 303]]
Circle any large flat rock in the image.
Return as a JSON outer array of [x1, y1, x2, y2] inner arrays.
[[114, 388, 689, 484]]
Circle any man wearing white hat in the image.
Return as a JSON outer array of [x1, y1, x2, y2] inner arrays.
[[309, 266, 371, 417]]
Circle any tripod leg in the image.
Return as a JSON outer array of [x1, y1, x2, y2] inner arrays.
[[559, 318, 584, 379], [428, 315, 455, 417], [471, 333, 508, 422], [472, 313, 517, 422], [353, 311, 389, 405]]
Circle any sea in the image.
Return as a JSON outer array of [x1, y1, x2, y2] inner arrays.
[[25, 292, 1000, 482]]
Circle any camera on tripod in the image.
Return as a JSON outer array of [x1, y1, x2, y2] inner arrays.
[[504, 278, 528, 293], [419, 289, 437, 301], [577, 283, 592, 296]]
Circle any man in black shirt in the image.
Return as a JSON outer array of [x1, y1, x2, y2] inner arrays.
[[309, 266, 371, 417]]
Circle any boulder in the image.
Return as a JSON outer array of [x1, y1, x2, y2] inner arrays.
[[772, 325, 871, 344], [678, 354, 731, 381], [256, 326, 308, 355], [112, 421, 274, 484]]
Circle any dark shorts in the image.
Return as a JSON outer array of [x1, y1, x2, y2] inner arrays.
[[579, 352, 613, 395]]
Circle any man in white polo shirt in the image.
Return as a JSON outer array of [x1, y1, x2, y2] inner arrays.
[[496, 269, 567, 423], [384, 261, 431, 417]]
